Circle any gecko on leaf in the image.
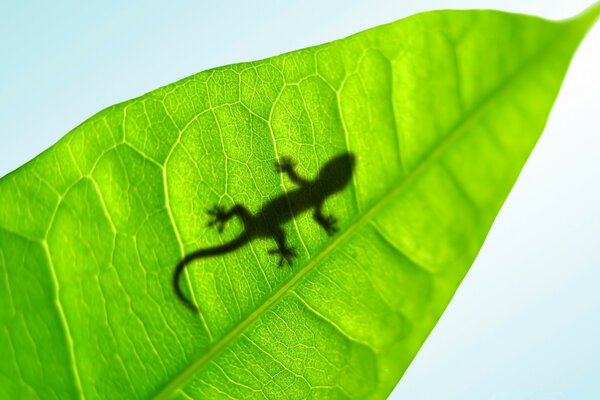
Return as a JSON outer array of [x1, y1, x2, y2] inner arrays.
[[173, 152, 356, 311]]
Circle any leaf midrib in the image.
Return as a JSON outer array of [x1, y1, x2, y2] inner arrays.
[[153, 25, 567, 399]]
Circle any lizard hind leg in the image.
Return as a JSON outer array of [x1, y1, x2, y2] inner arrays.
[[268, 227, 297, 267], [206, 203, 252, 233]]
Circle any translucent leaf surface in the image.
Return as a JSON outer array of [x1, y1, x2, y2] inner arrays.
[[1, 5, 598, 399]]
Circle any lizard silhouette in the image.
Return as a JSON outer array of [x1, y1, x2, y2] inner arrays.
[[173, 152, 356, 311]]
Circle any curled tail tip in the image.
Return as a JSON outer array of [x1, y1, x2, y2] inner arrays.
[[182, 299, 200, 313], [174, 259, 198, 312], [175, 285, 200, 313]]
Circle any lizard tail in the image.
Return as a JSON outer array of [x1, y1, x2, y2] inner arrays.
[[173, 234, 247, 312]]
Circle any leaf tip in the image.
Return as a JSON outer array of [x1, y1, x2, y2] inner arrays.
[[573, 1, 600, 28]]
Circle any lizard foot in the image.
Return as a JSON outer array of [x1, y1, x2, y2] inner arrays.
[[321, 214, 339, 236], [206, 205, 228, 233], [268, 246, 297, 268], [274, 156, 297, 173]]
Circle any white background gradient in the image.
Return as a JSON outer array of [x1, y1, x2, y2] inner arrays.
[[1, 1, 598, 398]]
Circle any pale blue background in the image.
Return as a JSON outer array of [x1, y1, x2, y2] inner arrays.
[[1, 1, 598, 398]]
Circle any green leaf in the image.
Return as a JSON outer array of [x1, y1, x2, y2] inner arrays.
[[1, 4, 598, 399]]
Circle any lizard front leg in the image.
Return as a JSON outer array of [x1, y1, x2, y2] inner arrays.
[[267, 226, 297, 267], [313, 202, 338, 236], [275, 156, 311, 187]]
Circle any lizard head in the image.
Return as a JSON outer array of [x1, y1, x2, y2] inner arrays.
[[318, 152, 356, 192]]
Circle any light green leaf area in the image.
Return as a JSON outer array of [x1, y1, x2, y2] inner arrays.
[[1, 5, 598, 399]]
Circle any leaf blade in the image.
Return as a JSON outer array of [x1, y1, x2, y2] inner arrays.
[[0, 5, 598, 400]]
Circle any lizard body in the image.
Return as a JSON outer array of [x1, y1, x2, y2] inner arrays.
[[173, 152, 356, 311]]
